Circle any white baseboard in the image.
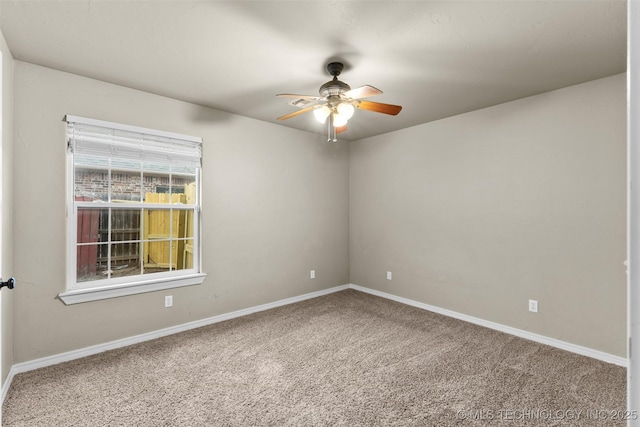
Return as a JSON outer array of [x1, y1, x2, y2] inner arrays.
[[349, 284, 628, 368], [2, 282, 627, 405]]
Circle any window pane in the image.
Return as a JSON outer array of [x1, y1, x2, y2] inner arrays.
[[111, 163, 142, 202], [170, 173, 195, 200], [144, 208, 172, 237], [184, 210, 194, 240], [110, 243, 142, 279], [77, 243, 107, 282], [143, 240, 171, 274], [142, 162, 172, 199], [183, 179, 197, 204], [75, 155, 108, 201], [143, 207, 172, 273], [110, 209, 141, 277], [177, 239, 194, 270], [110, 209, 141, 241], [77, 207, 108, 244]]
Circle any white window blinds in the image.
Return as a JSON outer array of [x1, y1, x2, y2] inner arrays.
[[65, 115, 202, 168]]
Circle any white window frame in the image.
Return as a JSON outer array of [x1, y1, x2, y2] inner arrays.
[[59, 115, 206, 304]]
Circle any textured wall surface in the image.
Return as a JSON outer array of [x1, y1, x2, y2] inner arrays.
[[11, 61, 350, 363], [350, 74, 627, 357]]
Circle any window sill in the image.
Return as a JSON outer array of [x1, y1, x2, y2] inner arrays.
[[58, 273, 207, 305]]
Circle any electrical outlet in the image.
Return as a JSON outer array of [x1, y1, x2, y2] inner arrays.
[[165, 295, 173, 308], [528, 299, 538, 313], [310, 270, 316, 279], [387, 271, 392, 280]]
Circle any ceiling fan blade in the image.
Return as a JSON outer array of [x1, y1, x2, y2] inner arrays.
[[356, 100, 402, 115], [276, 94, 323, 101], [277, 105, 316, 121], [336, 124, 348, 134], [342, 85, 382, 100], [277, 93, 324, 109]]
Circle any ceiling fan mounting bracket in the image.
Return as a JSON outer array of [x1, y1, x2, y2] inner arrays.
[[326, 62, 344, 78]]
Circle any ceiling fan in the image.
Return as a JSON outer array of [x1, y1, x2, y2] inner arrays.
[[276, 62, 402, 142]]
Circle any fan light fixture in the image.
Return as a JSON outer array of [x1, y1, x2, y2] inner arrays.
[[314, 103, 354, 126], [276, 61, 402, 143], [313, 102, 356, 142]]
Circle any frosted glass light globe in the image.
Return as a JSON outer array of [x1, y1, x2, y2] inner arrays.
[[332, 113, 348, 127], [337, 103, 355, 120], [313, 106, 331, 123]]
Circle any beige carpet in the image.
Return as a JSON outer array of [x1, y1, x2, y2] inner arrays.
[[2, 289, 627, 426]]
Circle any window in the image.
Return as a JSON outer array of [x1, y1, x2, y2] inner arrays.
[[60, 115, 205, 304]]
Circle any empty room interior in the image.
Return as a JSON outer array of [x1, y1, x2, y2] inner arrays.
[[0, 0, 637, 425]]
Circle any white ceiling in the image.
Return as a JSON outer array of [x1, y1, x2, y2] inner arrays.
[[0, 0, 627, 141]]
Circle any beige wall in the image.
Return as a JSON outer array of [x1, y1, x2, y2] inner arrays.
[[0, 25, 14, 382], [350, 74, 627, 357], [12, 61, 350, 363]]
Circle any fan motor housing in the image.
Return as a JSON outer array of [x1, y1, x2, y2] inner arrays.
[[319, 79, 351, 97]]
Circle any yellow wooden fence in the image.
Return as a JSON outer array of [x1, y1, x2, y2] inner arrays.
[[143, 183, 195, 271]]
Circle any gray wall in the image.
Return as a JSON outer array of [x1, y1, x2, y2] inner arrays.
[[350, 74, 627, 357], [12, 61, 350, 363], [0, 23, 14, 383], [6, 59, 628, 365]]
